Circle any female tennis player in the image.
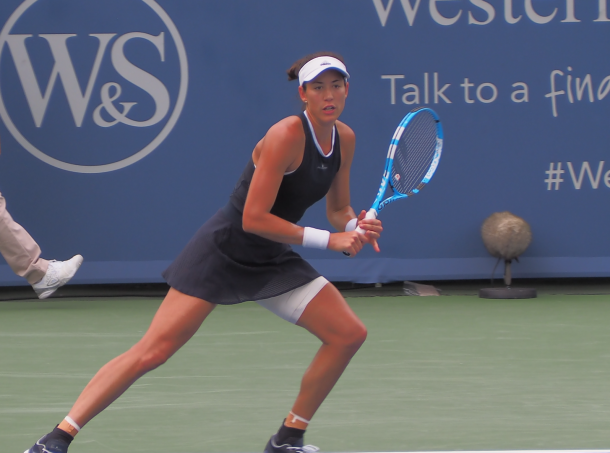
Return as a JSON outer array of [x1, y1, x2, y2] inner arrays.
[[25, 51, 382, 453]]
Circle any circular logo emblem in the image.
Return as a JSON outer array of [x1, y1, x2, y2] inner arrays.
[[0, 0, 188, 173]]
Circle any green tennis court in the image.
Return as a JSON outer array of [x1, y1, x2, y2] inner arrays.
[[2, 285, 610, 453]]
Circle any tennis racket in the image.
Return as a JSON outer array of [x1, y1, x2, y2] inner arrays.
[[346, 107, 443, 254]]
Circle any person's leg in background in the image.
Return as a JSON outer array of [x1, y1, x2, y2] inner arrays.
[[0, 192, 83, 299]]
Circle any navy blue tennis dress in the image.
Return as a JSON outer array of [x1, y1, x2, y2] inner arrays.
[[162, 112, 342, 305]]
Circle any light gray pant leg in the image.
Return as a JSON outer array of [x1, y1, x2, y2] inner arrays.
[[0, 192, 48, 284]]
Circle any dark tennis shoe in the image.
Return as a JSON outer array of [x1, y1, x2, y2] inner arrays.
[[24, 433, 70, 453], [264, 435, 319, 453]]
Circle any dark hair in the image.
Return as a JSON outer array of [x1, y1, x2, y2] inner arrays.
[[287, 51, 346, 90]]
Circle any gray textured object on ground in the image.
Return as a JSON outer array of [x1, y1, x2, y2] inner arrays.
[[403, 281, 441, 296]]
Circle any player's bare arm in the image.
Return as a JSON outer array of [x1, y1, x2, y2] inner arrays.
[[243, 116, 307, 244]]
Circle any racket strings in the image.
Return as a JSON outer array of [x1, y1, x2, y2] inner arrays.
[[391, 112, 438, 195]]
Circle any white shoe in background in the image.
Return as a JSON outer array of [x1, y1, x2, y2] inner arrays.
[[32, 254, 84, 299]]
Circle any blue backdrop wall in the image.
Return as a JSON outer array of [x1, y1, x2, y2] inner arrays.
[[0, 0, 608, 285]]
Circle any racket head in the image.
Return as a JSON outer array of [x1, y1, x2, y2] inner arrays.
[[372, 107, 443, 212]]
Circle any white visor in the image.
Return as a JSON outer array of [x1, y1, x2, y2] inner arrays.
[[298, 56, 350, 87]]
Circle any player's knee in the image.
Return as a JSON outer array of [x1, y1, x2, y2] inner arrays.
[[132, 341, 175, 373], [340, 322, 368, 353], [352, 323, 368, 349], [139, 350, 169, 372]]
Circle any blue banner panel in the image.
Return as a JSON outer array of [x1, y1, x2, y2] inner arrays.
[[0, 0, 608, 285]]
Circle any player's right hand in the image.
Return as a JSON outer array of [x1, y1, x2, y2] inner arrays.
[[328, 231, 366, 256], [355, 210, 383, 253]]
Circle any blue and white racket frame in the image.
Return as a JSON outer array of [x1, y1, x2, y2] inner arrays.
[[355, 107, 443, 234]]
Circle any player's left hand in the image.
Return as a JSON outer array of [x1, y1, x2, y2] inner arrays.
[[356, 210, 383, 252]]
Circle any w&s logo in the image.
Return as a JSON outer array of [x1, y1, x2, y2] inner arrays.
[[0, 0, 188, 173]]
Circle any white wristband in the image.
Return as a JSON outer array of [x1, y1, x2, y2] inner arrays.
[[345, 218, 358, 232], [302, 227, 330, 249]]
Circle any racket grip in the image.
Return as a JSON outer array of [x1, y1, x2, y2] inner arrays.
[[354, 209, 378, 234], [344, 209, 378, 256]]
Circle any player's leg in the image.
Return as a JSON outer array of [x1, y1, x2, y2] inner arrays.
[[291, 282, 367, 417], [259, 280, 367, 451], [25, 287, 216, 453]]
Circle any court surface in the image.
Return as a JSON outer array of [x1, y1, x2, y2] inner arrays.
[[2, 285, 610, 453]]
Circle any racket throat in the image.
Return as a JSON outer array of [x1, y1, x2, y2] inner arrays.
[[365, 208, 378, 220]]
